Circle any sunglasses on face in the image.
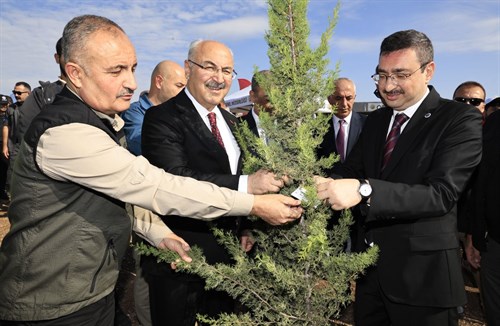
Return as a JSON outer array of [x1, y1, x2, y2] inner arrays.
[[12, 91, 28, 96], [454, 97, 484, 107]]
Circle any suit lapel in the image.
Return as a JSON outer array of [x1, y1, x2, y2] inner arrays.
[[381, 88, 440, 178], [347, 113, 362, 156], [176, 92, 232, 171]]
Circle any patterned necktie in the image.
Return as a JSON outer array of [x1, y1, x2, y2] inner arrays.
[[336, 119, 346, 162], [207, 112, 225, 148], [381, 113, 409, 171]]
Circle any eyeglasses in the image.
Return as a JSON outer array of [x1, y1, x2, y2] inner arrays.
[[12, 90, 28, 96], [371, 62, 430, 86], [454, 97, 484, 107], [188, 59, 237, 80], [332, 95, 355, 102]]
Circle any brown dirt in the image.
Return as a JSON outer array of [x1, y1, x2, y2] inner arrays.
[[0, 200, 486, 325]]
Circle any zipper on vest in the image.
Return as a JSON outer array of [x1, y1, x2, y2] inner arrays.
[[90, 239, 115, 293]]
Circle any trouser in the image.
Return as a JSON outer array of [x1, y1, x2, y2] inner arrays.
[[133, 246, 152, 326], [145, 271, 234, 326], [0, 292, 115, 326], [480, 236, 500, 326], [354, 267, 459, 326]]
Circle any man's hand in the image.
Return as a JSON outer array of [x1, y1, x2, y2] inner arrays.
[[158, 232, 192, 269], [315, 177, 362, 210], [2, 147, 9, 159], [251, 194, 302, 225], [464, 234, 481, 269], [248, 169, 285, 195], [240, 229, 255, 253]]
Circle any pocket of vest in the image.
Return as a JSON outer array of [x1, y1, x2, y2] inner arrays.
[[90, 239, 117, 293]]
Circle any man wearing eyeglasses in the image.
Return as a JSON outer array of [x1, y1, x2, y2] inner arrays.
[[141, 40, 287, 326], [453, 81, 486, 114], [316, 29, 482, 326], [2, 81, 31, 190]]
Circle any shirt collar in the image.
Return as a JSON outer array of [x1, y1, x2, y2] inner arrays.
[[333, 111, 353, 124], [66, 86, 124, 132], [185, 88, 223, 118]]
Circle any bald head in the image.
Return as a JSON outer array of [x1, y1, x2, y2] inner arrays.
[[328, 78, 356, 119], [149, 60, 186, 106]]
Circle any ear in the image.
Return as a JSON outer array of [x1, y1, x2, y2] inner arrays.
[[249, 90, 256, 103], [327, 94, 334, 105], [65, 62, 84, 88], [154, 74, 163, 90], [184, 60, 191, 80], [424, 61, 435, 83]]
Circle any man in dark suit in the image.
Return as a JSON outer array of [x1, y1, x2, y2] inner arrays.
[[318, 78, 366, 169], [466, 110, 500, 326], [141, 40, 286, 326], [317, 78, 366, 252], [242, 70, 273, 139], [316, 29, 483, 325]]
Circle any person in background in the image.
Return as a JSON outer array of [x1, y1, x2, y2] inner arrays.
[[484, 96, 500, 118], [121, 59, 186, 326], [453, 81, 486, 117], [317, 77, 366, 252], [316, 29, 482, 326], [0, 95, 10, 201], [318, 77, 366, 168], [16, 38, 67, 145], [2, 81, 31, 190], [141, 40, 287, 326], [466, 107, 500, 326], [121, 60, 186, 156], [0, 15, 302, 325], [242, 70, 273, 138]]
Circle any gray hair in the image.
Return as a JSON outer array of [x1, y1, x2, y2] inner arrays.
[[62, 15, 124, 72]]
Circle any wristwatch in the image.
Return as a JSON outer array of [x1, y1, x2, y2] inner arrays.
[[358, 179, 372, 203]]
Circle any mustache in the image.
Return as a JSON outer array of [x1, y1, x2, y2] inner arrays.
[[117, 88, 134, 98], [383, 90, 403, 96], [205, 80, 226, 90]]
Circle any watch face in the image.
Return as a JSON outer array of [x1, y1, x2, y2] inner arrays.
[[360, 184, 372, 197]]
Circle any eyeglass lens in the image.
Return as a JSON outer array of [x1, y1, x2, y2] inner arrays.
[[454, 97, 483, 107]]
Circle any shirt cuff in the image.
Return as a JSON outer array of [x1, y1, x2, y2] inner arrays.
[[238, 175, 249, 193]]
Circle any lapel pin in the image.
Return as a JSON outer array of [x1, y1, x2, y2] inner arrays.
[[424, 113, 431, 118]]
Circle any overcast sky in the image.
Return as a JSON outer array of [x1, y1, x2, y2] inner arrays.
[[1, 0, 499, 103]]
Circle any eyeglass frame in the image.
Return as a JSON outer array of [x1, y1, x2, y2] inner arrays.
[[188, 59, 237, 80], [454, 97, 484, 107], [12, 90, 29, 96], [371, 62, 430, 86]]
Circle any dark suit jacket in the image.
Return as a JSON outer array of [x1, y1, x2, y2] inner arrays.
[[241, 108, 259, 137], [142, 89, 242, 270], [335, 86, 482, 307], [317, 111, 366, 163], [470, 110, 500, 250]]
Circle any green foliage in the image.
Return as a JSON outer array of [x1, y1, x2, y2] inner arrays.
[[136, 0, 379, 324]]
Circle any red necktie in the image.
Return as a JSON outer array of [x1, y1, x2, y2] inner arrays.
[[381, 113, 409, 171], [336, 119, 345, 162], [207, 112, 225, 148]]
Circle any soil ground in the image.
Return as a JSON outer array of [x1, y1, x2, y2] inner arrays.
[[0, 199, 486, 325]]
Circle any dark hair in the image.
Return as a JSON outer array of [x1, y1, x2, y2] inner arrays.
[[56, 37, 63, 56], [15, 81, 31, 91], [251, 70, 270, 92], [380, 29, 433, 66], [453, 81, 486, 99]]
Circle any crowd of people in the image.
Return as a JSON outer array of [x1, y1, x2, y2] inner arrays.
[[0, 13, 498, 326]]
